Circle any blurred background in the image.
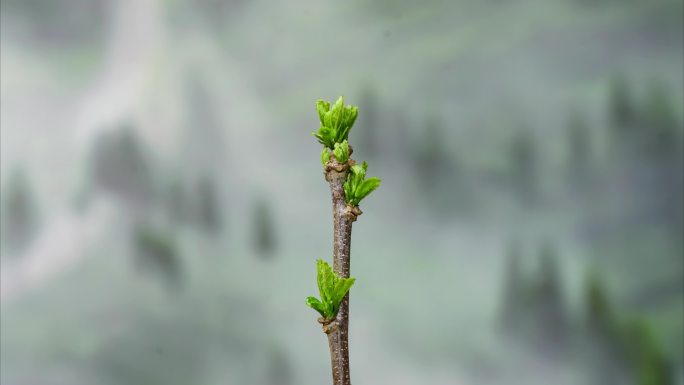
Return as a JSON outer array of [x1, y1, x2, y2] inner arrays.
[[1, 0, 683, 384]]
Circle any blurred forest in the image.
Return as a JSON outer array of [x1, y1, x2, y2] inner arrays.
[[1, 0, 683, 384]]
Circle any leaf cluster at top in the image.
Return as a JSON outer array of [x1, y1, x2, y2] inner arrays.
[[312, 97, 358, 149]]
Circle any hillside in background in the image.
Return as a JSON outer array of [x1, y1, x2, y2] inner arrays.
[[1, 0, 682, 384]]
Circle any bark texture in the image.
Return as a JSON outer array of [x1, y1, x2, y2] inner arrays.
[[322, 161, 359, 385]]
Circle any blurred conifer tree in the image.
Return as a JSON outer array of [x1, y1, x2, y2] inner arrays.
[[1, 167, 39, 255], [499, 240, 527, 334], [253, 198, 276, 259], [641, 82, 683, 232], [609, 75, 638, 136], [412, 114, 466, 215], [415, 115, 446, 186], [566, 110, 593, 186], [624, 319, 674, 385], [531, 241, 569, 355], [90, 124, 155, 210], [509, 126, 538, 205], [641, 81, 681, 160], [585, 271, 617, 336], [583, 271, 630, 384], [196, 176, 223, 235], [133, 225, 182, 287], [167, 178, 190, 225]]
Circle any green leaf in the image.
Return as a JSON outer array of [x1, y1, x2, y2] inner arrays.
[[306, 296, 326, 317], [330, 96, 344, 129], [333, 148, 343, 162], [349, 164, 365, 178], [343, 178, 353, 201], [321, 148, 330, 166], [333, 140, 350, 163], [317, 259, 335, 303], [316, 100, 330, 124], [307, 259, 356, 319], [330, 276, 354, 316], [343, 162, 380, 206], [313, 127, 335, 148], [323, 110, 333, 128], [332, 277, 355, 305], [345, 106, 358, 130], [348, 164, 365, 188], [355, 177, 381, 202], [341, 107, 355, 139]]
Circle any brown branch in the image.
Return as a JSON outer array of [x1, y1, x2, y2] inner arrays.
[[322, 156, 361, 385]]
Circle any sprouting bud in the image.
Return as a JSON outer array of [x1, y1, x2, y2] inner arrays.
[[321, 148, 331, 166], [333, 140, 350, 163], [343, 161, 380, 206], [312, 96, 359, 149]]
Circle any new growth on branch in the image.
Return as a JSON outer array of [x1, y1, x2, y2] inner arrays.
[[305, 96, 380, 385]]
